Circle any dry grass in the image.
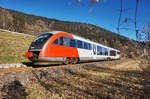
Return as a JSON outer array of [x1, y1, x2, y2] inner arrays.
[[1, 59, 148, 99], [0, 32, 34, 63], [27, 59, 148, 98]]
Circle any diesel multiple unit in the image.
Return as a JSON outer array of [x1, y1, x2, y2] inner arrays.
[[25, 31, 120, 65]]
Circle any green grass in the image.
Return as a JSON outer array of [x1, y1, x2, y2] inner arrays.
[[0, 32, 34, 63]]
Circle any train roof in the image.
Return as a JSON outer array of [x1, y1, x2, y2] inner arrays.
[[44, 31, 120, 52]]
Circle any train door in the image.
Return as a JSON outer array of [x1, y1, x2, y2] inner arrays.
[[116, 51, 120, 59], [82, 42, 93, 60], [76, 40, 87, 60], [93, 44, 97, 59]]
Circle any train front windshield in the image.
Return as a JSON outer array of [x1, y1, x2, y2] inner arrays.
[[29, 33, 53, 51]]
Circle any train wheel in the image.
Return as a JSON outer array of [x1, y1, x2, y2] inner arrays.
[[107, 57, 111, 61], [64, 57, 78, 65], [71, 57, 78, 64], [64, 58, 70, 65]]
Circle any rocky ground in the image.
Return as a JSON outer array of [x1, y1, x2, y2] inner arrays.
[[0, 58, 150, 99]]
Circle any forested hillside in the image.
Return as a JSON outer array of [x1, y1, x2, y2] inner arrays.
[[0, 7, 145, 57]]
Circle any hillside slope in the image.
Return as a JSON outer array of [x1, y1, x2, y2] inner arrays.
[[0, 32, 34, 63], [0, 7, 145, 56]]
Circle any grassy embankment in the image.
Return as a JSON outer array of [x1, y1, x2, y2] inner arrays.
[[0, 32, 34, 63], [24, 59, 149, 98], [1, 59, 149, 98]]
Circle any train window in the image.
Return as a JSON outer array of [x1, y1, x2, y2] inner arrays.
[[52, 39, 58, 45], [93, 45, 96, 55], [88, 43, 92, 50], [117, 51, 120, 54], [33, 33, 53, 48], [84, 42, 88, 49], [35, 33, 53, 43], [77, 40, 83, 48], [86, 43, 91, 50], [59, 37, 64, 45], [110, 50, 112, 56], [70, 39, 76, 47], [104, 48, 108, 55], [110, 50, 116, 56], [114, 51, 116, 56], [97, 46, 102, 55], [102, 47, 105, 55], [63, 36, 70, 47]]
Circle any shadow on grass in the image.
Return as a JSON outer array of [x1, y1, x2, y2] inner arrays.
[[29, 65, 150, 98], [31, 70, 52, 92], [31, 70, 110, 98], [138, 61, 150, 98], [1, 79, 28, 99], [19, 60, 150, 98]]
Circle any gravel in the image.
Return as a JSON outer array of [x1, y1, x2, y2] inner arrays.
[[0, 63, 27, 69]]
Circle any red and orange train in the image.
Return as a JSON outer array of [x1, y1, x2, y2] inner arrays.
[[25, 31, 120, 65]]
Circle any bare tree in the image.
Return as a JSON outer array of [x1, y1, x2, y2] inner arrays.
[[142, 22, 150, 41], [71, 0, 142, 41], [117, 0, 123, 34], [135, 0, 140, 40]]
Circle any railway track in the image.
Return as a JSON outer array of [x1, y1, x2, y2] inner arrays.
[[0, 63, 78, 74], [0, 62, 95, 74], [0, 59, 125, 74]]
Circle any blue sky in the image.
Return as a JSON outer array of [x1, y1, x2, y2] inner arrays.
[[0, 0, 150, 40]]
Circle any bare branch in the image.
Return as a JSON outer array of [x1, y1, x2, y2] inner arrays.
[[117, 0, 123, 34], [135, 0, 139, 40]]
